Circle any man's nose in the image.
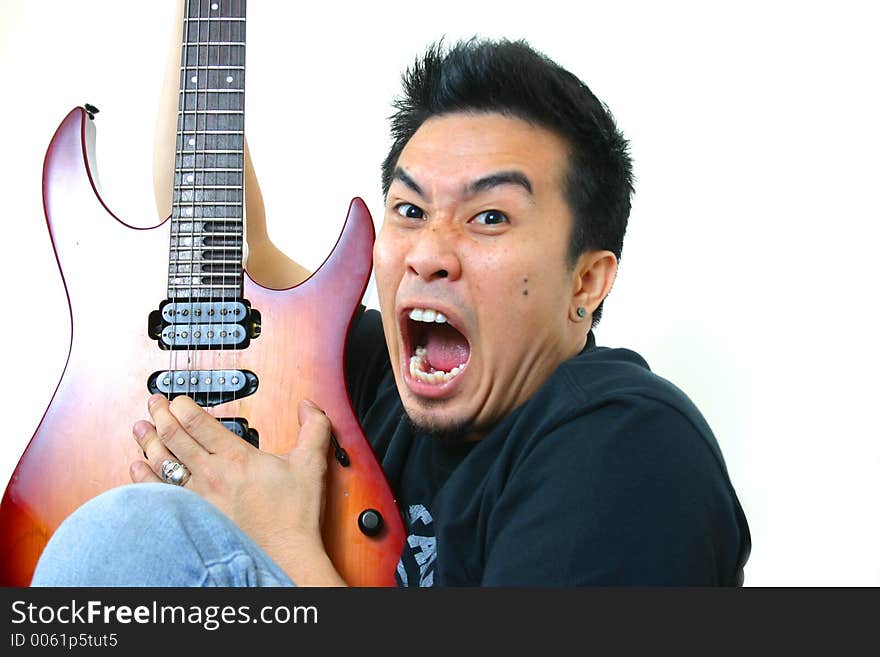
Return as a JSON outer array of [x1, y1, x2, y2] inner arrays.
[[405, 223, 462, 282]]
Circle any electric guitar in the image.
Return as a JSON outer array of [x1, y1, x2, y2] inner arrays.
[[0, 0, 404, 586]]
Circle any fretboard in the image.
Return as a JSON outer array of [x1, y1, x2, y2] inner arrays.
[[169, 0, 247, 300]]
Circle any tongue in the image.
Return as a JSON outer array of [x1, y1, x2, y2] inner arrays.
[[424, 323, 470, 373]]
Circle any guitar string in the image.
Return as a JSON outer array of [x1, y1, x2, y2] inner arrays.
[[225, 0, 234, 417], [175, 0, 192, 407], [220, 0, 230, 419], [216, 0, 230, 414], [187, 0, 201, 405], [217, 0, 227, 423], [169, 0, 190, 408], [197, 0, 207, 412], [189, 0, 203, 405], [232, 0, 244, 417]]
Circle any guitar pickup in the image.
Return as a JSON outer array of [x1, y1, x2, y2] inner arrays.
[[147, 299, 261, 350], [220, 418, 259, 449], [147, 369, 258, 407]]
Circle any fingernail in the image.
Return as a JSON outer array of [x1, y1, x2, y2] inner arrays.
[[133, 422, 148, 439]]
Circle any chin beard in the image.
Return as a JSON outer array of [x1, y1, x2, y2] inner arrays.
[[403, 410, 476, 446]]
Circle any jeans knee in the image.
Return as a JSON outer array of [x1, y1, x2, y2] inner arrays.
[[67, 483, 201, 533]]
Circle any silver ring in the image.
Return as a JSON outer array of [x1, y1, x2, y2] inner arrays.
[[161, 459, 191, 486]]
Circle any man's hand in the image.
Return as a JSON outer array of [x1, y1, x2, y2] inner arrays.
[[130, 394, 346, 586]]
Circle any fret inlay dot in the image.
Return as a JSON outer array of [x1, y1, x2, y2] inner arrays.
[[191, 76, 197, 83], [226, 76, 234, 83]]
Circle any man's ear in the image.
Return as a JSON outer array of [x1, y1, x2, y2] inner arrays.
[[569, 250, 618, 323]]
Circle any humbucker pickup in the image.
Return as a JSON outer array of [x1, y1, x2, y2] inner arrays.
[[148, 298, 261, 350]]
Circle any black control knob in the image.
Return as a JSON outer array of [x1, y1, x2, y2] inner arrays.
[[358, 509, 384, 537]]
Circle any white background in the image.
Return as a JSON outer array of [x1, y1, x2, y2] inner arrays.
[[0, 0, 877, 586]]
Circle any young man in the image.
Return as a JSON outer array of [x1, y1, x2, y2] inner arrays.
[[32, 39, 750, 587]]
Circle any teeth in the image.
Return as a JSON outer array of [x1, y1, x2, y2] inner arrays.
[[409, 345, 466, 385], [409, 307, 448, 324]]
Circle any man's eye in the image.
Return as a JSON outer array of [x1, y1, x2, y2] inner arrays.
[[472, 210, 509, 226], [395, 203, 425, 220]]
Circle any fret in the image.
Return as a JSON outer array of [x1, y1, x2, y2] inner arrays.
[[183, 41, 245, 47], [172, 204, 243, 209], [169, 284, 242, 289], [170, 232, 241, 239], [170, 271, 241, 279], [171, 210, 243, 216], [174, 172, 243, 186], [170, 258, 241, 265], [177, 114, 244, 132], [179, 184, 243, 189], [178, 132, 244, 137], [170, 274, 241, 283], [172, 213, 243, 220], [171, 226, 241, 236], [170, 260, 242, 267], [184, 0, 246, 17], [173, 213, 242, 221], [178, 110, 244, 114], [177, 156, 242, 170], [181, 96, 243, 113], [176, 150, 244, 155], [184, 17, 246, 22], [169, 249, 243, 260], [174, 167, 242, 173], [170, 245, 244, 252], [179, 89, 244, 94], [184, 46, 245, 67], [170, 233, 243, 241], [170, 233, 243, 240], [174, 190, 242, 202], [176, 136, 244, 152], [180, 65, 245, 70]]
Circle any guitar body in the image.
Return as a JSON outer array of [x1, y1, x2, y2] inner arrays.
[[0, 107, 405, 586]]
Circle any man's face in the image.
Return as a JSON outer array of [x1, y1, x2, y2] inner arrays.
[[374, 112, 581, 439]]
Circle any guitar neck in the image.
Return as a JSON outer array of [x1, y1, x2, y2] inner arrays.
[[170, 0, 247, 300]]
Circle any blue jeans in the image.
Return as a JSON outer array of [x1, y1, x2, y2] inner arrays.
[[31, 483, 296, 587]]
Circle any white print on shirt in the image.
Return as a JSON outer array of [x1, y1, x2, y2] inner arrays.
[[395, 504, 437, 587]]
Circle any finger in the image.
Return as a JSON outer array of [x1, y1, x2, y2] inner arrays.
[[146, 394, 209, 467], [129, 459, 163, 484], [165, 394, 242, 455], [133, 419, 181, 477], [296, 399, 333, 453]]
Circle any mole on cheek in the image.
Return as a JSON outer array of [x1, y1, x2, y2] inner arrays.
[[522, 276, 529, 296]]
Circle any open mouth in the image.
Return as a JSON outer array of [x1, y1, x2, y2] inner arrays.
[[401, 307, 471, 385]]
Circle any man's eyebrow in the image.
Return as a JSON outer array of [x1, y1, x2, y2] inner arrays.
[[391, 167, 424, 197], [467, 171, 533, 196], [390, 167, 534, 201]]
